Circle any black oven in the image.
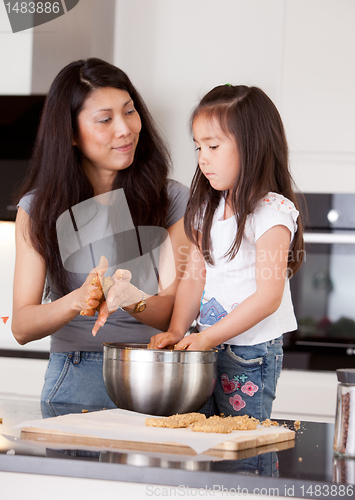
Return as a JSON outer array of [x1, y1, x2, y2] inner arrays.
[[284, 193, 355, 371], [0, 95, 46, 221]]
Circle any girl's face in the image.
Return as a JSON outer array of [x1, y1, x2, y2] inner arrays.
[[74, 87, 142, 186], [192, 114, 240, 195]]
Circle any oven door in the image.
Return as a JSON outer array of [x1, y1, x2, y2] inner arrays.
[[286, 232, 355, 370]]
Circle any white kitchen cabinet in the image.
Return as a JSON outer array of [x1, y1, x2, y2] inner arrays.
[[0, 357, 47, 400], [280, 0, 355, 193], [0, 472, 307, 500], [271, 369, 338, 423]]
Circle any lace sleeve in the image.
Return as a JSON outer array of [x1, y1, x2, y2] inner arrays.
[[244, 192, 299, 244]]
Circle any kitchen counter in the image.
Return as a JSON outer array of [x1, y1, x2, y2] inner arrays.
[[0, 399, 354, 499]]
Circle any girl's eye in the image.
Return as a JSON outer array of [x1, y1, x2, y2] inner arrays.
[[126, 108, 136, 115], [99, 117, 111, 123], [209, 145, 219, 150], [195, 147, 201, 152]]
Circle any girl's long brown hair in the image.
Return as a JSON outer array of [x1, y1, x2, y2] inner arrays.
[[16, 58, 171, 296], [185, 85, 304, 275]]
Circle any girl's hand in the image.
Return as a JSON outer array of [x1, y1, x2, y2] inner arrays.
[[148, 331, 185, 350], [174, 332, 215, 351]]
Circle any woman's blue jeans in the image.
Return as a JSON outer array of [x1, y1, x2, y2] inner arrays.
[[41, 351, 116, 408]]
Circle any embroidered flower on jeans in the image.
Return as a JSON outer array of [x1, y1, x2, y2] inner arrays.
[[221, 374, 240, 394], [237, 373, 248, 383], [229, 394, 246, 411], [241, 381, 259, 397]]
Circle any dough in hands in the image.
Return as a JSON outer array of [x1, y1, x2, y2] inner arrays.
[[80, 259, 115, 316]]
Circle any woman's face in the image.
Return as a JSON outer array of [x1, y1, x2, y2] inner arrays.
[[74, 87, 142, 186]]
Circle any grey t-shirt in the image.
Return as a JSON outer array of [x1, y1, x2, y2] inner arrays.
[[19, 180, 190, 352]]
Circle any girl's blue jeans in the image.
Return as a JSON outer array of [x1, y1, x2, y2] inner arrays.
[[200, 336, 283, 421], [41, 351, 116, 408]]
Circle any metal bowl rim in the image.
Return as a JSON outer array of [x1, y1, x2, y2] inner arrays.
[[103, 342, 218, 363], [103, 342, 218, 353]]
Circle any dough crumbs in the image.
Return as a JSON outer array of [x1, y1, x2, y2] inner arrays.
[[170, 412, 206, 427], [82, 409, 88, 413], [294, 420, 301, 430], [145, 413, 206, 429], [261, 418, 279, 427], [146, 413, 280, 433], [190, 420, 232, 434], [145, 417, 172, 428], [0, 418, 3, 424], [226, 415, 259, 430], [191, 415, 258, 433]]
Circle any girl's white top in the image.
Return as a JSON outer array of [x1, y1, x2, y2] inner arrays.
[[196, 192, 299, 345]]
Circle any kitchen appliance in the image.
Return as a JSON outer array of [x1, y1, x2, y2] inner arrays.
[[0, 95, 46, 221], [103, 342, 218, 416], [285, 193, 355, 370]]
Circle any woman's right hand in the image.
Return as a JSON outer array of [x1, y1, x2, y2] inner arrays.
[[75, 255, 108, 316], [91, 268, 135, 336], [148, 330, 185, 350], [75, 270, 103, 316]]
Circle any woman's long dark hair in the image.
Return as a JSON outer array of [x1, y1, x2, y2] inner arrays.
[[16, 58, 171, 295], [185, 85, 304, 275]]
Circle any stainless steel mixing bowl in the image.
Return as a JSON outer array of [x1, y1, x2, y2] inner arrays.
[[103, 342, 218, 416]]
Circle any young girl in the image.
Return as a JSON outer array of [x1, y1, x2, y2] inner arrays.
[[149, 84, 304, 421]]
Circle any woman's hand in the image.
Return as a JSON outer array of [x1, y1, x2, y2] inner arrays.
[[174, 332, 215, 351], [92, 268, 142, 336], [75, 270, 103, 316], [76, 256, 108, 316], [105, 268, 135, 311], [148, 330, 185, 349]]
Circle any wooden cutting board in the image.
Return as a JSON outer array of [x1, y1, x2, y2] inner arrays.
[[20, 424, 295, 457]]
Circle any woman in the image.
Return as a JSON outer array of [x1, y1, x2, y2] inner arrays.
[[12, 58, 189, 407]]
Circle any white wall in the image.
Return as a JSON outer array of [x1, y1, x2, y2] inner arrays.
[[0, 2, 33, 93], [114, 0, 285, 189], [31, 0, 115, 93], [113, 0, 355, 193]]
